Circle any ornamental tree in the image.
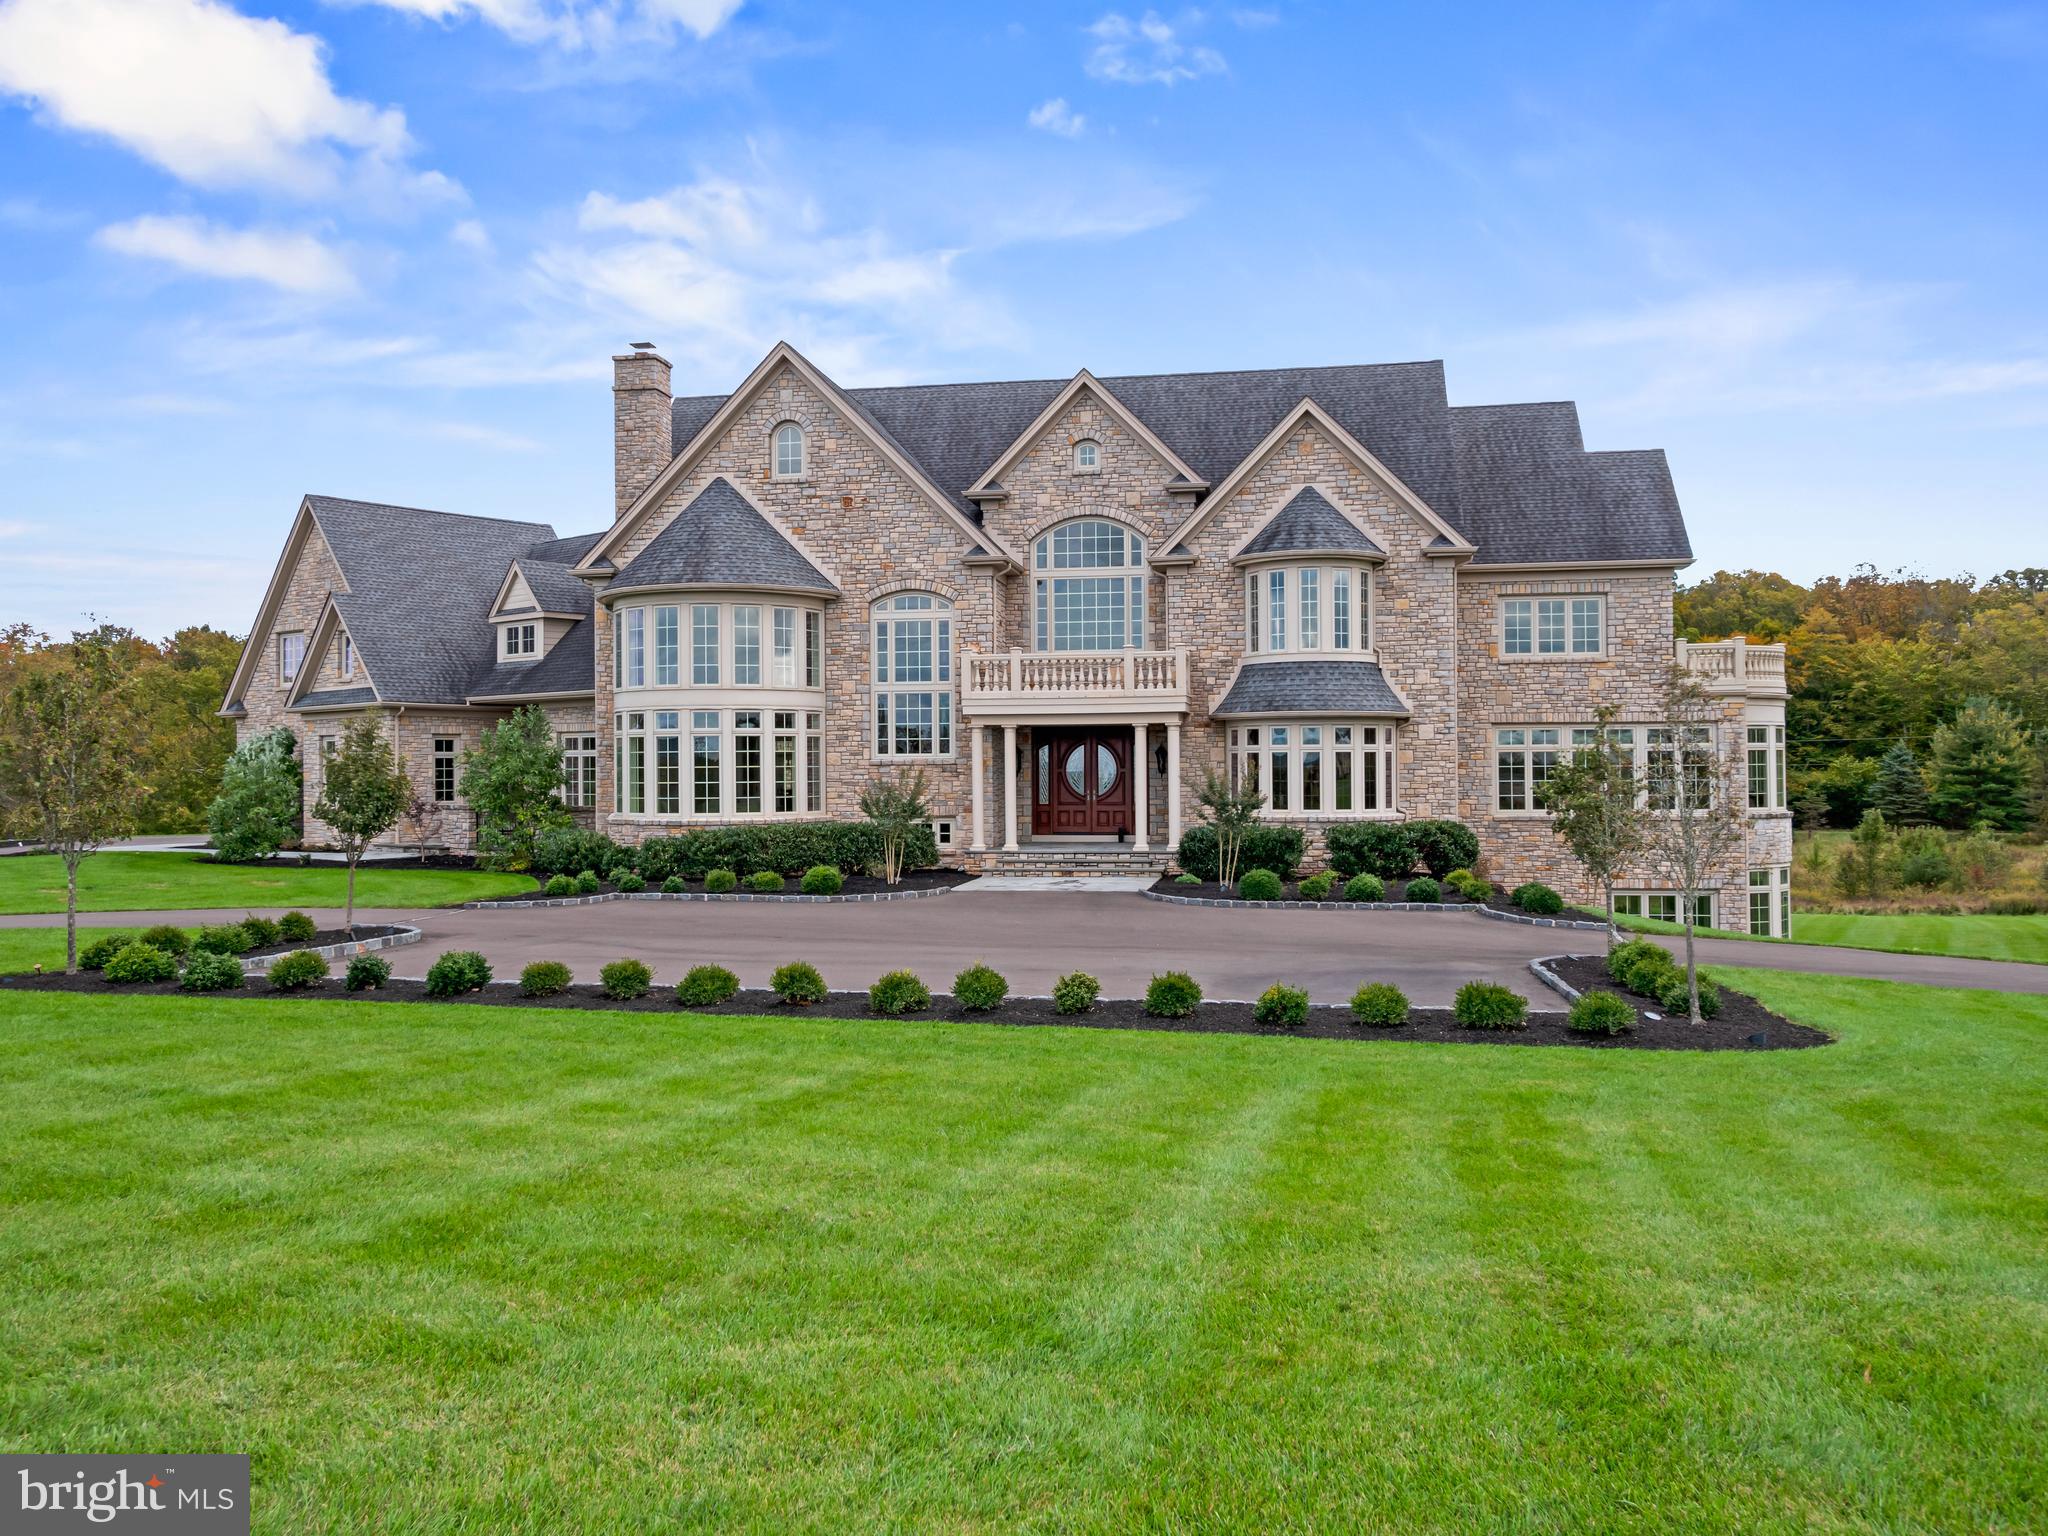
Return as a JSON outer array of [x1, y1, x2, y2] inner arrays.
[[461, 705, 570, 869], [314, 715, 412, 933], [1193, 768, 1266, 889], [858, 768, 931, 885], [1536, 704, 1644, 948]]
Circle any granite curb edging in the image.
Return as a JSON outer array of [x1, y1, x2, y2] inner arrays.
[[1528, 955, 1583, 1004], [240, 924, 424, 974], [1141, 889, 1610, 930], [464, 886, 955, 911]]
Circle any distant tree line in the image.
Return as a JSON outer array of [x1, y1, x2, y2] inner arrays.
[[1676, 565, 2048, 828]]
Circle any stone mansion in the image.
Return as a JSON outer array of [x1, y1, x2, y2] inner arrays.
[[219, 341, 1794, 933]]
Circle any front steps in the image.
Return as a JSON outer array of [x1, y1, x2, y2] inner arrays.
[[971, 846, 1170, 879]]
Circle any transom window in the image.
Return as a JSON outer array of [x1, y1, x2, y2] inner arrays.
[[1228, 722, 1397, 816], [1073, 438, 1101, 472], [1034, 520, 1145, 652], [1501, 596, 1604, 657], [501, 622, 537, 660], [873, 592, 953, 757], [615, 708, 824, 818], [613, 601, 824, 693], [773, 421, 805, 478], [1246, 564, 1371, 654]]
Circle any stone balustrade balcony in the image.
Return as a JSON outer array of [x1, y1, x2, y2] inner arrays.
[[1678, 637, 1788, 699], [961, 648, 1190, 721]]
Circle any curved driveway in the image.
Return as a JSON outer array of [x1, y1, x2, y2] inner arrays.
[[13, 890, 2045, 1005]]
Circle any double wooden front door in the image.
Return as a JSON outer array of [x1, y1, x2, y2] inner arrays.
[[1032, 729, 1133, 837]]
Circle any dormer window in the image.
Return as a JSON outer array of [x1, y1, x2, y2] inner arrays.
[[1073, 438, 1100, 473], [501, 622, 538, 661], [773, 421, 805, 479], [1246, 564, 1372, 654]]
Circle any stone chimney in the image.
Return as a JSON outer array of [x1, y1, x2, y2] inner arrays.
[[613, 343, 672, 520]]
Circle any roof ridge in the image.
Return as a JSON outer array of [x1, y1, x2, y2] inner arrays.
[[829, 359, 1450, 396]]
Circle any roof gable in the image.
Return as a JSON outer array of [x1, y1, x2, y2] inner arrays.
[[609, 476, 839, 596], [964, 370, 1202, 497], [1233, 486, 1386, 562]]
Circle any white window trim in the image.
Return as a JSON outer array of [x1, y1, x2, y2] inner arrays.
[[613, 706, 825, 822], [872, 592, 956, 761], [612, 599, 827, 698], [1614, 890, 1717, 929], [500, 621, 538, 662], [1073, 438, 1101, 474], [277, 631, 306, 686], [339, 634, 355, 679], [1493, 723, 1721, 817], [1031, 519, 1147, 654], [558, 733, 598, 809], [1747, 724, 1788, 813], [1245, 563, 1373, 656], [1227, 720, 1400, 819], [1497, 594, 1607, 660], [772, 421, 806, 480], [431, 736, 460, 805]]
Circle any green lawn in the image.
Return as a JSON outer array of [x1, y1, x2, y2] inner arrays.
[[0, 927, 148, 974], [1593, 904, 2048, 965], [0, 852, 534, 914], [2, 974, 2042, 1531]]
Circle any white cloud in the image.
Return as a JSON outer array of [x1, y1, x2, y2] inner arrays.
[[450, 217, 494, 253], [1230, 7, 1279, 26], [95, 215, 358, 296], [336, 0, 743, 48], [0, 0, 451, 202], [1027, 97, 1086, 137], [1085, 10, 1226, 85], [0, 519, 39, 539]]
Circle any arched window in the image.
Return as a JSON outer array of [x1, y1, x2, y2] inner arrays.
[[1033, 519, 1145, 652], [873, 592, 953, 757], [1073, 438, 1101, 472], [773, 421, 805, 478]]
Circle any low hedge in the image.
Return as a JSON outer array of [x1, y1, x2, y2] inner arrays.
[[179, 950, 245, 992], [543, 874, 577, 898], [266, 949, 328, 991], [345, 954, 391, 991], [278, 911, 317, 943], [869, 969, 931, 1015], [750, 870, 786, 894], [1052, 971, 1100, 1015], [600, 958, 652, 1000], [520, 960, 572, 997], [800, 865, 843, 895], [77, 934, 129, 971], [677, 964, 739, 1006], [1513, 882, 1564, 915], [1454, 980, 1528, 1030], [1253, 983, 1309, 1028], [1404, 876, 1442, 903], [953, 962, 1009, 1011], [1325, 822, 1414, 880], [1349, 981, 1408, 1027], [426, 950, 492, 997], [1298, 871, 1336, 901], [704, 869, 738, 894], [192, 923, 254, 956], [1568, 990, 1635, 1035], [1237, 868, 1283, 902], [531, 826, 629, 879], [1342, 872, 1386, 902], [239, 914, 281, 948], [1174, 824, 1304, 882], [574, 870, 602, 895], [104, 942, 178, 984], [1145, 971, 1202, 1018], [141, 923, 192, 956], [772, 960, 827, 1005], [1409, 820, 1480, 879], [632, 822, 937, 882]]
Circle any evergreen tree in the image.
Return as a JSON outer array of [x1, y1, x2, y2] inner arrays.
[[1928, 697, 2031, 831], [1868, 741, 1931, 825], [207, 726, 302, 861]]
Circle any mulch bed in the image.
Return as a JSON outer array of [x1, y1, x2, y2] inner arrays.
[[1155, 875, 1489, 906], [212, 853, 481, 870], [1, 968, 1822, 1051], [467, 868, 974, 904], [1545, 954, 1829, 1050], [243, 925, 407, 958]]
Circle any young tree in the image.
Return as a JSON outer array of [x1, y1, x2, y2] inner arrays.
[[1535, 706, 1644, 947], [1869, 740, 1932, 825], [1639, 667, 1750, 1023], [858, 768, 931, 885], [206, 726, 302, 861], [315, 716, 412, 933], [0, 630, 145, 971], [1194, 768, 1265, 889], [1928, 696, 2031, 831], [461, 705, 570, 869]]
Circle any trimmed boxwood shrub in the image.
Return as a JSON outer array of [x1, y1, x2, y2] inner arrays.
[[239, 914, 281, 948], [532, 825, 628, 878], [600, 958, 653, 1000], [1656, 973, 1722, 1019], [1513, 882, 1564, 915], [520, 960, 571, 997], [574, 870, 602, 895], [952, 962, 1008, 1011], [1325, 822, 1415, 879], [660, 875, 688, 895], [632, 822, 938, 883], [1052, 971, 1100, 1015], [141, 923, 192, 956], [614, 870, 646, 894], [1237, 868, 1283, 902], [544, 874, 577, 898], [1174, 824, 1305, 882], [104, 943, 178, 983], [1607, 939, 1662, 986], [345, 953, 391, 991], [677, 964, 739, 1006], [1350, 981, 1409, 1027], [1454, 980, 1529, 1030], [1408, 820, 1481, 879], [868, 969, 931, 1015], [1174, 872, 1200, 885], [703, 868, 739, 894], [180, 949, 245, 991], [426, 950, 492, 997], [1404, 876, 1442, 903], [1298, 871, 1336, 901], [266, 949, 328, 990], [800, 864, 843, 895], [78, 934, 130, 971], [1145, 970, 1202, 1018], [750, 870, 786, 894], [771, 960, 827, 1006], [1342, 872, 1386, 902], [278, 911, 317, 943], [192, 922, 254, 956], [1568, 989, 1635, 1035], [1254, 983, 1310, 1028]]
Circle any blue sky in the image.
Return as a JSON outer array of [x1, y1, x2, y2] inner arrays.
[[2, 0, 2043, 638]]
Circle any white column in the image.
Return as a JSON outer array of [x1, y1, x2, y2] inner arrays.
[[1166, 722, 1183, 849], [970, 723, 987, 851], [1131, 722, 1150, 851], [1002, 723, 1019, 851]]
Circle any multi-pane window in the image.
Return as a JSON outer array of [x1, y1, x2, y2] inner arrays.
[[559, 734, 597, 808], [773, 421, 805, 478], [1614, 892, 1715, 927], [1495, 728, 1563, 812], [691, 604, 719, 685], [1034, 520, 1145, 652], [618, 708, 822, 820], [340, 635, 355, 678], [874, 592, 953, 757], [691, 710, 721, 815], [432, 736, 458, 803], [805, 611, 823, 688], [773, 710, 799, 814], [652, 711, 681, 814], [619, 608, 645, 687], [278, 632, 306, 683], [614, 711, 644, 813], [653, 606, 679, 686], [1748, 724, 1787, 810], [1246, 565, 1371, 653], [1228, 722, 1397, 815], [805, 712, 823, 811], [615, 600, 825, 693], [502, 622, 537, 660], [1749, 865, 1792, 937], [733, 605, 762, 686], [772, 608, 798, 687], [1647, 726, 1715, 812], [1501, 596, 1603, 656], [1074, 439, 1100, 472], [733, 710, 762, 813]]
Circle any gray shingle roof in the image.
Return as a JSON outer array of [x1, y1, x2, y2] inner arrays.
[[1236, 486, 1385, 560], [304, 496, 600, 707], [294, 685, 379, 709], [610, 477, 837, 594], [507, 558, 592, 616], [671, 358, 1690, 565], [1212, 660, 1410, 718], [467, 619, 594, 700]]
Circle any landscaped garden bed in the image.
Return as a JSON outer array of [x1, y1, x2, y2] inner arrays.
[[1542, 952, 1823, 1048], [467, 867, 972, 905]]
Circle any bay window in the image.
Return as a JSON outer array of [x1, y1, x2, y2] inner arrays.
[[1246, 564, 1372, 654], [874, 592, 953, 757], [653, 606, 678, 686], [618, 706, 823, 820], [1034, 520, 1145, 651], [1229, 722, 1397, 815]]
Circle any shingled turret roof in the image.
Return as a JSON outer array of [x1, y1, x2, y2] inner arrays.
[[609, 477, 837, 595]]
